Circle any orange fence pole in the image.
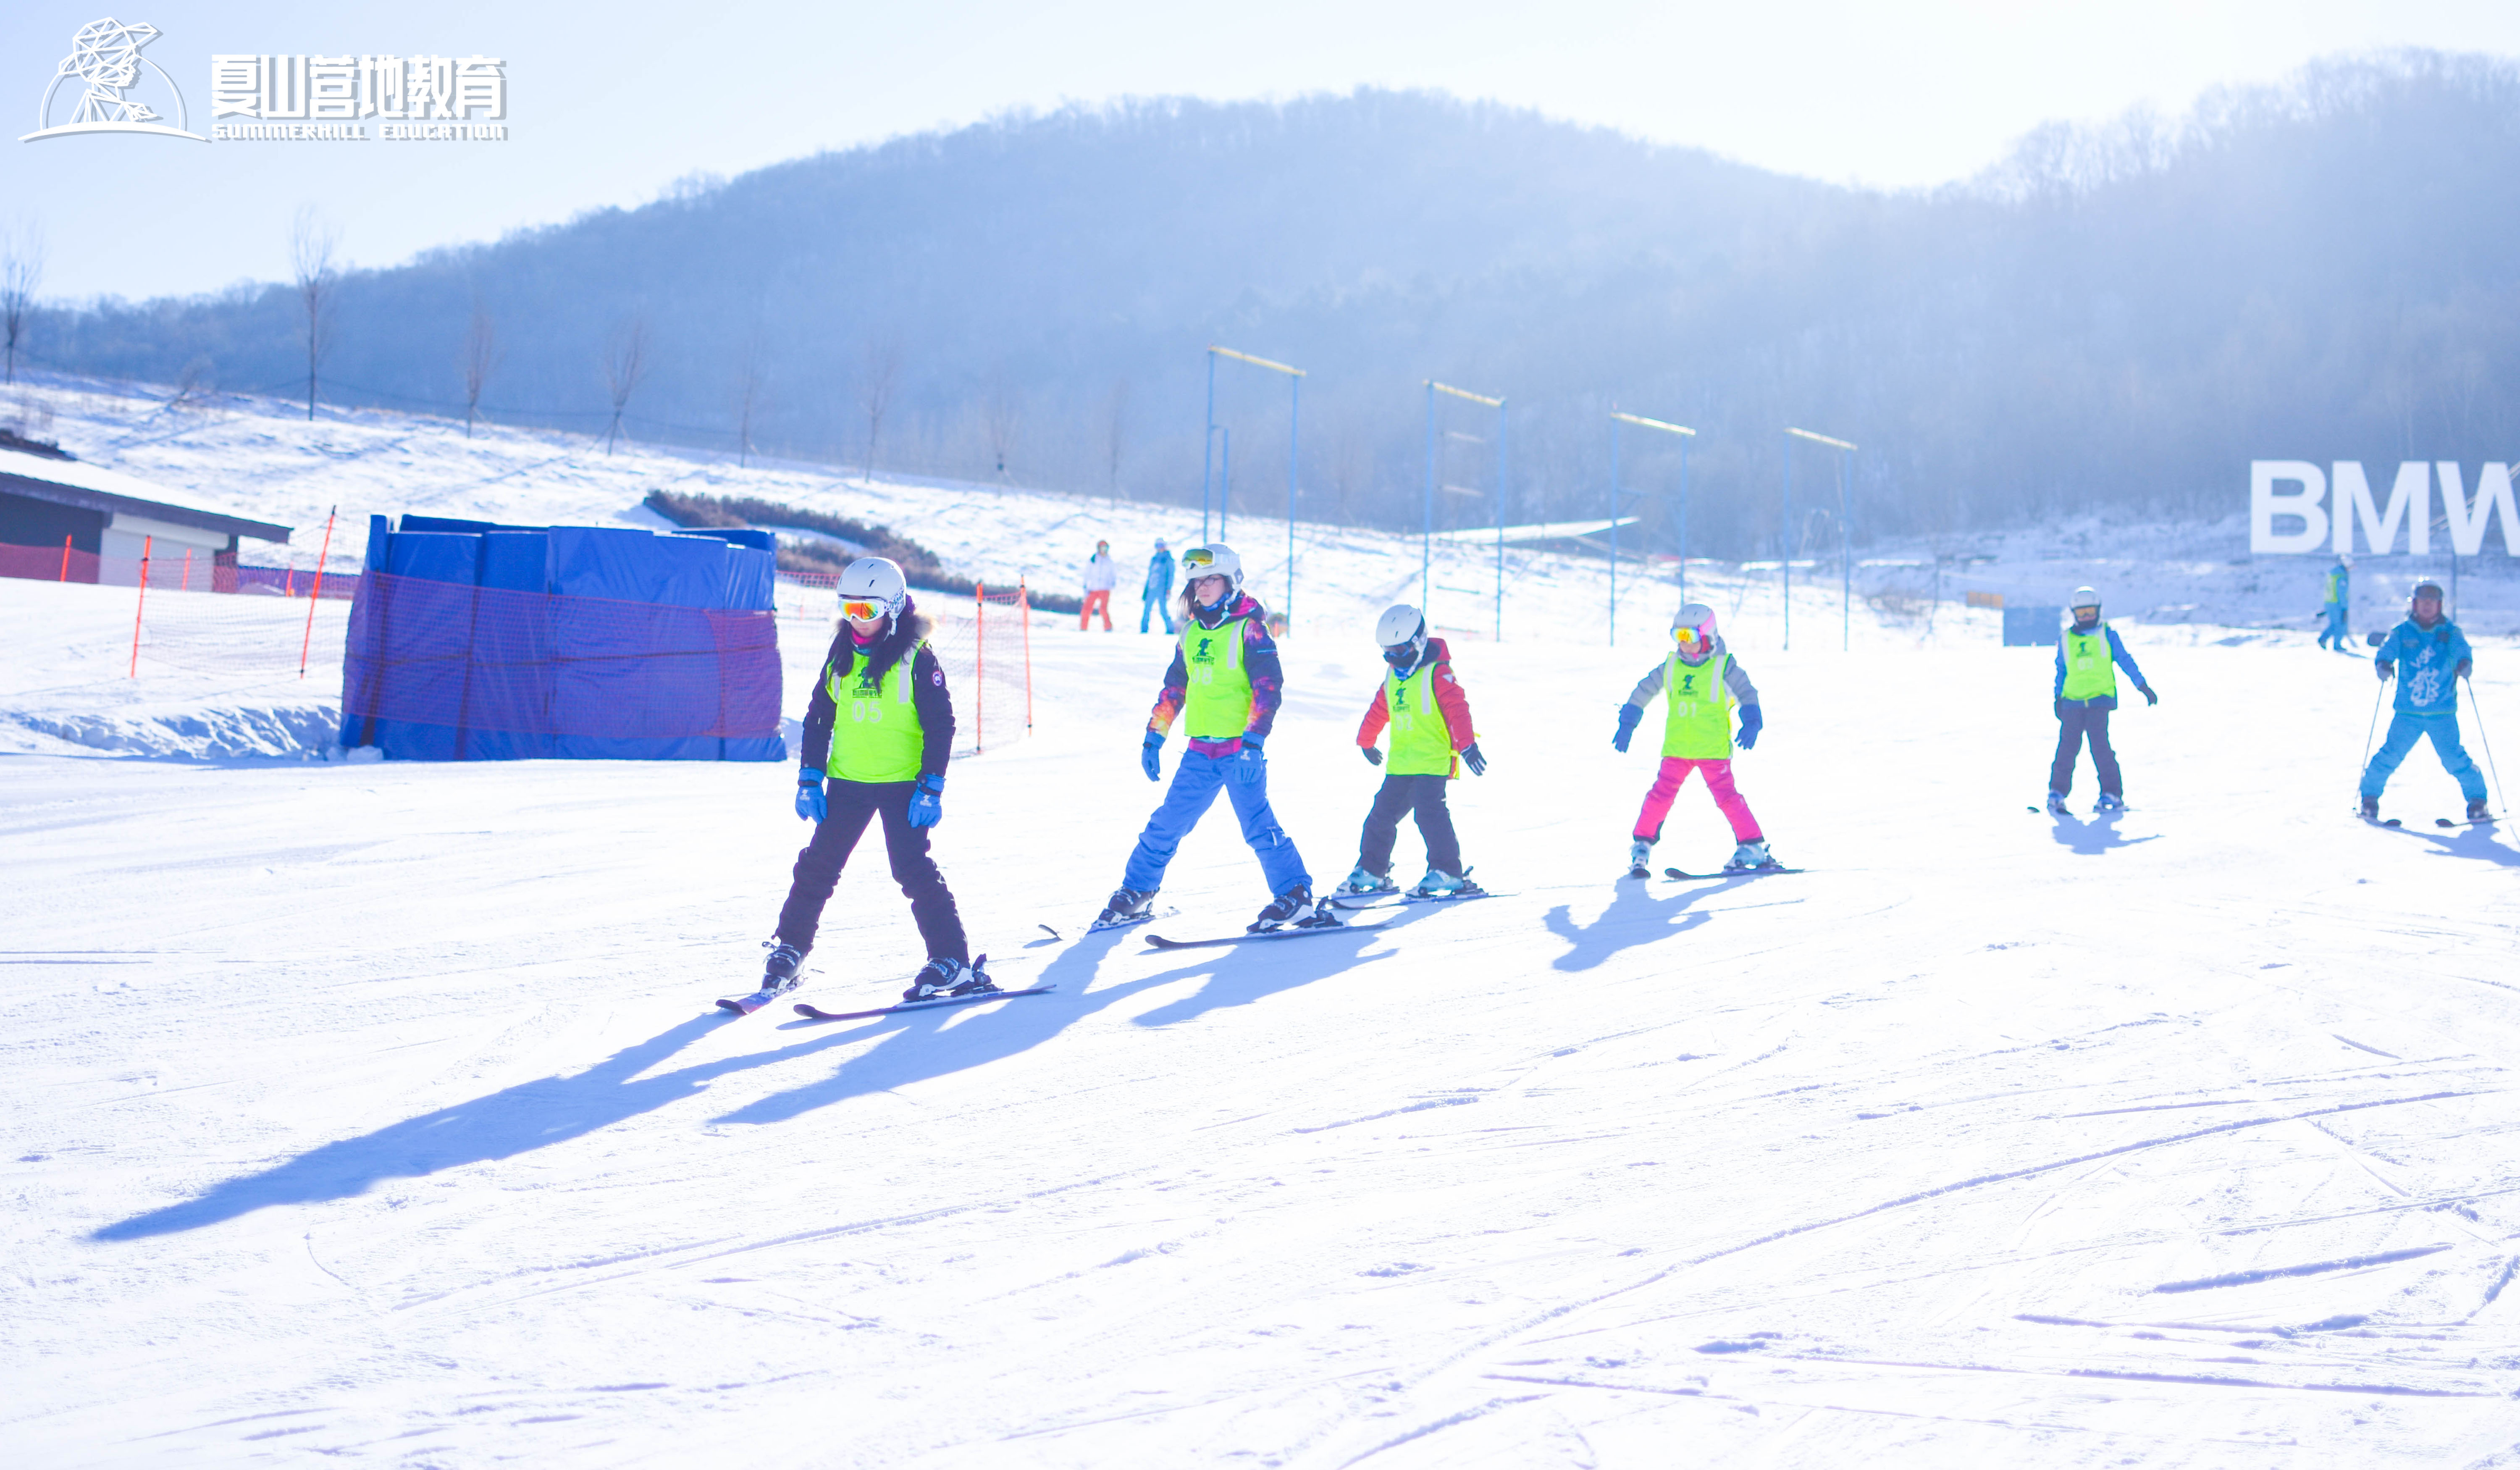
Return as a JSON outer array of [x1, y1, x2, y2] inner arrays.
[[299, 505, 337, 678], [58, 534, 70, 582], [181, 548, 192, 591], [1020, 582, 1033, 731], [128, 534, 152, 677], [974, 581, 986, 756]]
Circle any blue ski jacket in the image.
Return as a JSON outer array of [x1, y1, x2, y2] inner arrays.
[[2376, 617, 2473, 713], [2053, 624, 2148, 701]]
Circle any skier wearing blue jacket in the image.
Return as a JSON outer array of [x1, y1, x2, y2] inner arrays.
[[2316, 555, 2352, 652], [2359, 581, 2491, 823], [2046, 587, 2157, 816]]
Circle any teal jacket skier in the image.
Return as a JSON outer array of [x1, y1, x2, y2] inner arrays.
[[2360, 581, 2491, 821], [2317, 555, 2352, 652]]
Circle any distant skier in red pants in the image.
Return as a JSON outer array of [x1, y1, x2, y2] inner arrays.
[[1613, 603, 1773, 877]]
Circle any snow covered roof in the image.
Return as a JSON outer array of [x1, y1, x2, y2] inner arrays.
[[0, 446, 292, 544]]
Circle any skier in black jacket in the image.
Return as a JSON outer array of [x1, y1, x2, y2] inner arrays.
[[759, 557, 982, 1005]]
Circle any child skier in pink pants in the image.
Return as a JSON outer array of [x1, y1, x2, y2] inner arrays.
[[1612, 603, 1776, 877]]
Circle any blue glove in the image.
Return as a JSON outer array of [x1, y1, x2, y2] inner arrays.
[[906, 772, 944, 828], [1234, 732, 1267, 783], [1141, 730, 1164, 782], [1461, 742, 1487, 776], [795, 767, 826, 823], [1734, 705, 1763, 750], [2139, 685, 2159, 707], [1613, 703, 1642, 752]]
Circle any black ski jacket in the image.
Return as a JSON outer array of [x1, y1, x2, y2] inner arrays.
[[798, 606, 955, 780]]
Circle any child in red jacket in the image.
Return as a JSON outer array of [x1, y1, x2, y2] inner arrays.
[[1336, 605, 1489, 898]]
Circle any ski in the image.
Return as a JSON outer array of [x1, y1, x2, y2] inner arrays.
[[793, 985, 1056, 1022], [716, 976, 801, 1016], [2435, 816, 2499, 828], [1144, 918, 1393, 950], [1085, 905, 1178, 935], [2353, 809, 2405, 829], [1662, 866, 1804, 880], [1326, 888, 1499, 911]]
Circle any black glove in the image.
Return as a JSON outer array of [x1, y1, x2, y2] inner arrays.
[[2139, 685, 2158, 707], [1613, 703, 1642, 752], [1361, 745, 1383, 766], [1461, 743, 1486, 776], [2377, 662, 2394, 683], [2457, 659, 2474, 680]]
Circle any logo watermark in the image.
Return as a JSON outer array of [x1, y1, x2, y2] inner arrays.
[[21, 18, 205, 143], [211, 54, 507, 142]]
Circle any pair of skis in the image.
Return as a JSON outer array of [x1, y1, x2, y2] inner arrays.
[[716, 954, 1055, 1021], [2359, 810, 2499, 830]]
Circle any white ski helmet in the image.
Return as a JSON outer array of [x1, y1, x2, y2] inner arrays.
[[837, 556, 908, 624], [2069, 586, 2101, 612], [1179, 543, 1243, 604], [1375, 603, 1429, 670], [1671, 602, 1717, 656]]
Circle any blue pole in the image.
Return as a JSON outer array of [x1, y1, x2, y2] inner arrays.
[[1201, 352, 1215, 544], [1839, 449, 1853, 652], [1781, 438, 1793, 652], [1494, 399, 1507, 643], [1219, 427, 1230, 540], [1287, 375, 1299, 629], [1421, 383, 1434, 614], [1677, 435, 1690, 607], [1609, 415, 1621, 648]]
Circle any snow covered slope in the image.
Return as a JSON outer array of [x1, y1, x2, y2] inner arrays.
[[6, 585, 2520, 1465]]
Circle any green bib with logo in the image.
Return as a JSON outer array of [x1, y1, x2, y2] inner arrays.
[[1179, 612, 1255, 740], [824, 643, 925, 782], [1660, 651, 1733, 759], [2061, 625, 2118, 701], [1383, 662, 1455, 777]]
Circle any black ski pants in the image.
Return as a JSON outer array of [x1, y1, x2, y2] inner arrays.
[[2048, 696, 2122, 798], [1357, 773, 1464, 877], [777, 779, 969, 963]]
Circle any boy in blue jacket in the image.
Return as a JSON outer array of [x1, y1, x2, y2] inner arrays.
[[2360, 581, 2491, 823]]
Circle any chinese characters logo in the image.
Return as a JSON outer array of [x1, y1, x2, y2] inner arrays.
[[22, 17, 206, 143], [212, 55, 506, 141]]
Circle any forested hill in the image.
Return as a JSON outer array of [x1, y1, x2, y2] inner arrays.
[[29, 52, 2520, 556]]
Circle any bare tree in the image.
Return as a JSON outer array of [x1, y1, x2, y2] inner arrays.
[[1, 220, 43, 385], [600, 318, 650, 454], [734, 339, 765, 468], [461, 302, 500, 438], [290, 206, 340, 422], [859, 336, 900, 484], [1105, 377, 1130, 503], [983, 368, 1020, 480]]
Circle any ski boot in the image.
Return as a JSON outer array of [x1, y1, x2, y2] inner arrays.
[[2094, 792, 2125, 813], [2044, 791, 2071, 817], [1627, 838, 1654, 879], [1722, 838, 1776, 873], [1409, 867, 1480, 898], [902, 956, 998, 1003], [1250, 882, 1338, 933], [1336, 866, 1398, 896], [2359, 793, 2381, 820], [2469, 798, 2495, 823], [760, 941, 805, 996], [1093, 886, 1158, 929]]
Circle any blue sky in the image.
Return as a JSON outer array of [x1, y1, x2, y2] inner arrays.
[[6, 0, 2519, 301]]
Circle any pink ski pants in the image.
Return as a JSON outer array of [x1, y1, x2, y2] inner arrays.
[[1632, 756, 1762, 843]]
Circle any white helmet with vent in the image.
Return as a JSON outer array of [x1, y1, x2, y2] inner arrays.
[[1376, 604, 1428, 672], [837, 557, 908, 624]]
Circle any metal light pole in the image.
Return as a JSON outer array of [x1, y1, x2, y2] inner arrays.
[[1787, 428, 1859, 651], [1609, 411, 1696, 647], [1423, 380, 1505, 627], [1216, 426, 1230, 538], [1208, 346, 1304, 628], [1200, 352, 1217, 543]]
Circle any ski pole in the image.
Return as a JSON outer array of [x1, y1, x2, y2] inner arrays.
[[2465, 674, 2505, 814], [2358, 671, 2386, 774]]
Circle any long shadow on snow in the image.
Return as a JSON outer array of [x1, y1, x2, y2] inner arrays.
[[2374, 821, 2520, 868], [1543, 878, 1732, 972], [92, 1012, 840, 1240], [719, 916, 1403, 1125], [2050, 809, 2160, 857]]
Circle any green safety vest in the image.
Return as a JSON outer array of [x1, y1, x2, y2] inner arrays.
[[1660, 651, 1734, 760], [823, 643, 925, 782], [1179, 612, 1255, 740], [2060, 624, 2118, 701], [2323, 567, 2347, 605], [1383, 662, 1456, 777]]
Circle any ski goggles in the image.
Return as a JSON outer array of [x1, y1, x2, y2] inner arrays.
[[840, 597, 893, 622], [1382, 641, 1422, 667], [1181, 548, 1220, 571], [1672, 625, 1707, 650]]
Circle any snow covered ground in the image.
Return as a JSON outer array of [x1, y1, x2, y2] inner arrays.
[[7, 376, 2520, 1465]]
